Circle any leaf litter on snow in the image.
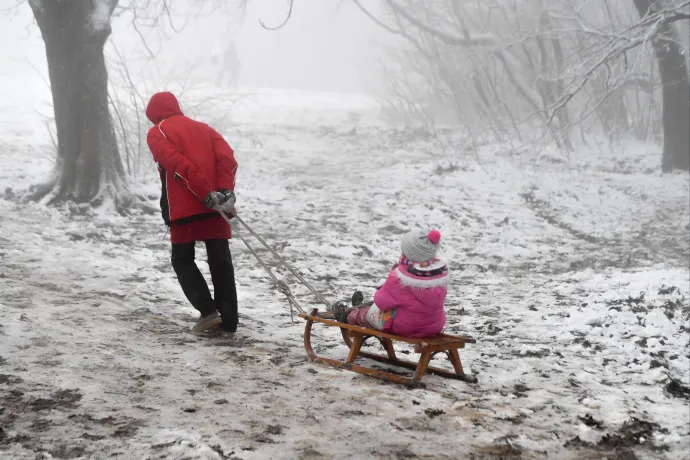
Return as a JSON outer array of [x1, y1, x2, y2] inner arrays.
[[0, 89, 688, 459]]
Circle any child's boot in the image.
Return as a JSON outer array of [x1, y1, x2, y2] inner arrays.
[[351, 290, 364, 306], [329, 299, 350, 323]]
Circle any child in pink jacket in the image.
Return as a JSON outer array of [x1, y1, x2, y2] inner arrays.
[[346, 229, 448, 338]]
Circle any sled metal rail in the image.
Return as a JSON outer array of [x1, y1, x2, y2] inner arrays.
[[216, 209, 332, 319]]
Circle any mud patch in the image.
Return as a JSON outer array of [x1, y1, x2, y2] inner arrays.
[[423, 408, 445, 418], [67, 413, 144, 438], [598, 418, 668, 450], [0, 374, 23, 385], [471, 434, 523, 459], [31, 389, 82, 411], [564, 417, 669, 457], [520, 188, 602, 246], [578, 414, 604, 430], [48, 444, 86, 459], [664, 376, 690, 400]]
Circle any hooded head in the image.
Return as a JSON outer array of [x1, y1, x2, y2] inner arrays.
[[146, 92, 183, 124]]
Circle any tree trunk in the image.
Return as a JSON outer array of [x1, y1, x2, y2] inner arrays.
[[533, 7, 573, 152], [633, 0, 690, 172], [28, 0, 145, 211]]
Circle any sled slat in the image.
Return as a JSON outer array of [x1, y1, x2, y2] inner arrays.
[[300, 309, 478, 386]]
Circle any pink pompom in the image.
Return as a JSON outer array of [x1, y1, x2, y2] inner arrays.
[[427, 229, 441, 244]]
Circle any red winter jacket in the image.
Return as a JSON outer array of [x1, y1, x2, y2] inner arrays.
[[145, 92, 237, 225]]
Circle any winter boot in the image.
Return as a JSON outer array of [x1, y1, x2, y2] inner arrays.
[[328, 300, 350, 323], [192, 311, 222, 332], [351, 291, 364, 306]]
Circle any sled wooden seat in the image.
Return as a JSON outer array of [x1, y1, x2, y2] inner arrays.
[[299, 308, 478, 388]]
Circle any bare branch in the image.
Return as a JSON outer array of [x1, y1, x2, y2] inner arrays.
[[0, 0, 27, 14], [161, 0, 188, 34], [260, 0, 294, 31], [383, 0, 498, 46], [351, 0, 401, 35]]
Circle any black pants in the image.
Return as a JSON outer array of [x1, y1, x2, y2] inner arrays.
[[171, 239, 238, 332]]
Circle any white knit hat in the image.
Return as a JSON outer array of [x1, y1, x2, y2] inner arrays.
[[401, 229, 442, 263]]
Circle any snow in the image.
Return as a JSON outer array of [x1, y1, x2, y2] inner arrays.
[[90, 0, 114, 32], [1, 87, 689, 459]]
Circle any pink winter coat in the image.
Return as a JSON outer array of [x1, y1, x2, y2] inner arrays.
[[373, 261, 449, 338]]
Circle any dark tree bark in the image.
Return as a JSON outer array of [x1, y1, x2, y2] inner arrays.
[[28, 0, 148, 211], [633, 0, 690, 172], [534, 9, 573, 152]]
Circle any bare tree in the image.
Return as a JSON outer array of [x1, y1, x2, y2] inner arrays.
[[353, 0, 571, 147], [355, 0, 690, 171], [24, 0, 245, 213], [633, 0, 689, 171], [27, 0, 143, 212]]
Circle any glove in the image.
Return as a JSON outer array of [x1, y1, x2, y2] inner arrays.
[[217, 189, 236, 214], [203, 191, 225, 209]]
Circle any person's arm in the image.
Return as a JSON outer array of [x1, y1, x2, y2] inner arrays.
[[147, 125, 213, 201], [373, 273, 399, 312], [206, 126, 238, 192]]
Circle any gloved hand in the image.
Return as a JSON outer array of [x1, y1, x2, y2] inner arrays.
[[217, 189, 236, 214], [203, 191, 225, 209]]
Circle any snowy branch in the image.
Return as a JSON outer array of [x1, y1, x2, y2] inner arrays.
[[383, 0, 498, 47], [91, 0, 119, 32], [351, 0, 400, 35], [352, 0, 497, 47]]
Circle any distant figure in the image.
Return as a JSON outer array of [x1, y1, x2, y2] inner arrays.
[[211, 42, 241, 88], [145, 91, 239, 334]]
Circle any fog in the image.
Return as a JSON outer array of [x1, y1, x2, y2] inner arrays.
[[1, 1, 389, 95], [0, 2, 689, 459]]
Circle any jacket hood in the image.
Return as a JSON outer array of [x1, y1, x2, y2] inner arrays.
[[146, 91, 183, 124]]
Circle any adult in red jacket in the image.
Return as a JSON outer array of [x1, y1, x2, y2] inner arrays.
[[146, 91, 239, 333]]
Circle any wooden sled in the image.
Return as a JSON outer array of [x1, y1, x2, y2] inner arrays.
[[299, 308, 478, 388]]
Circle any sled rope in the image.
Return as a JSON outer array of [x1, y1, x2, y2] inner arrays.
[[231, 221, 305, 319], [216, 209, 332, 316]]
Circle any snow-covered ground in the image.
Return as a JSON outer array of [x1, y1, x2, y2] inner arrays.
[[1, 88, 689, 459]]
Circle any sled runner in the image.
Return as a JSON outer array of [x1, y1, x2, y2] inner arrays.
[[299, 308, 478, 388]]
